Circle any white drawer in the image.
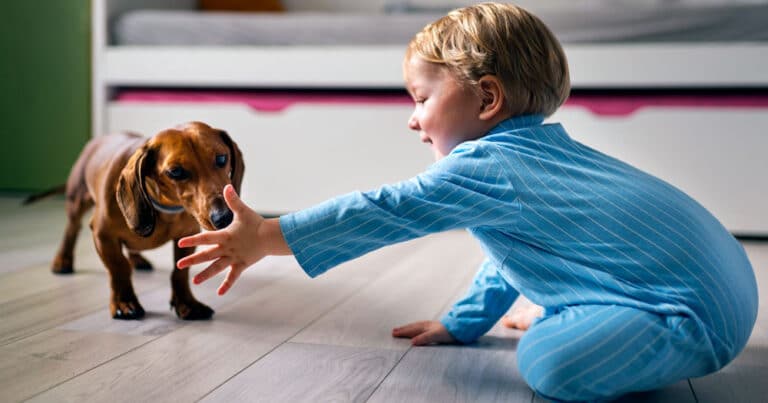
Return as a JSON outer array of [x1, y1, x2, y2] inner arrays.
[[109, 92, 768, 234], [107, 98, 432, 214], [552, 95, 768, 235]]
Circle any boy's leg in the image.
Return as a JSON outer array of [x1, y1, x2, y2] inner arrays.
[[516, 304, 718, 402]]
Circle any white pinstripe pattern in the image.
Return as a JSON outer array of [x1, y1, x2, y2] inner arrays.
[[279, 114, 757, 399], [515, 137, 728, 337], [536, 124, 736, 341], [522, 308, 646, 381], [515, 305, 614, 365], [548, 314, 661, 396]]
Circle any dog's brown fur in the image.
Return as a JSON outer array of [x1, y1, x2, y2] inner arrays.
[[27, 122, 244, 320]]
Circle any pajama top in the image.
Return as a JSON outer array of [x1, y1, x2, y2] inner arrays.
[[280, 114, 758, 367]]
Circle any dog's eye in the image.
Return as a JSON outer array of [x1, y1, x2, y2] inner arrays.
[[166, 166, 189, 180], [215, 154, 227, 168]]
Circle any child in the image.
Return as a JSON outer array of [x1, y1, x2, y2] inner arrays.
[[176, 3, 758, 401]]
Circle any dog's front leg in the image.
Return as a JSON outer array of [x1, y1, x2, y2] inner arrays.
[[92, 229, 145, 320], [171, 242, 214, 320]]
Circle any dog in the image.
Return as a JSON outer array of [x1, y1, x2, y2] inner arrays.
[[24, 122, 244, 320]]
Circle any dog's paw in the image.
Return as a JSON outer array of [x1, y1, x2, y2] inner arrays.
[[51, 265, 74, 275], [51, 257, 74, 275], [111, 300, 146, 320], [128, 253, 154, 271], [171, 299, 214, 320]]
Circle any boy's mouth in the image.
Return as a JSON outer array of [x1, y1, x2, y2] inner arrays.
[[420, 134, 432, 144]]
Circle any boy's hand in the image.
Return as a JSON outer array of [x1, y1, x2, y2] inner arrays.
[[176, 184, 274, 295], [392, 320, 457, 346]]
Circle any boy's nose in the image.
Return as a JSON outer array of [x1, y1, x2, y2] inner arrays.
[[408, 114, 420, 131]]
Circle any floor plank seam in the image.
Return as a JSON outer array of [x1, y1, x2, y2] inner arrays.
[[687, 378, 699, 403], [0, 282, 170, 348], [20, 335, 163, 402], [193, 275, 384, 402], [363, 345, 412, 402], [11, 273, 275, 401]]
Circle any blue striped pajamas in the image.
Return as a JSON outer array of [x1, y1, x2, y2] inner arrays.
[[280, 115, 758, 401]]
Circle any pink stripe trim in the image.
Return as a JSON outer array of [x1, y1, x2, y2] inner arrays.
[[564, 94, 768, 116], [115, 90, 412, 112], [115, 90, 768, 116]]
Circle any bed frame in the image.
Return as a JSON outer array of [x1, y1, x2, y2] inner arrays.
[[92, 0, 768, 235]]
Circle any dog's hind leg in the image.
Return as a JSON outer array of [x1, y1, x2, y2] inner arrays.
[[170, 242, 214, 320], [52, 187, 93, 274], [93, 226, 145, 320]]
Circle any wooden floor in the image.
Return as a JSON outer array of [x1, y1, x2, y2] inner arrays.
[[0, 196, 765, 403]]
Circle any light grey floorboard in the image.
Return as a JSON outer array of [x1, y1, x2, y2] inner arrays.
[[291, 231, 484, 350], [370, 325, 533, 403], [0, 329, 154, 403], [202, 342, 402, 403], [0, 271, 270, 403], [2, 196, 767, 403], [204, 232, 485, 402], [0, 266, 168, 346], [24, 239, 416, 403]]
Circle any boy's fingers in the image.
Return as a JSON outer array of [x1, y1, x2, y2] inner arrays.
[[177, 246, 224, 269], [411, 331, 436, 346], [178, 231, 224, 248], [217, 264, 243, 295], [392, 321, 428, 338], [223, 184, 246, 215], [192, 257, 231, 284]]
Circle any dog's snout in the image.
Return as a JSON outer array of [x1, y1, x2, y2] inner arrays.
[[210, 207, 233, 229]]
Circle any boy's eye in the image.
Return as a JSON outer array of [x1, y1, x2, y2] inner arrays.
[[166, 166, 190, 180], [215, 154, 228, 168]]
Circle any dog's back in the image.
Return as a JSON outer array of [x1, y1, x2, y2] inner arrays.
[[24, 132, 146, 206]]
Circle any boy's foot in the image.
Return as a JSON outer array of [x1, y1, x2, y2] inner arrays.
[[501, 296, 543, 330]]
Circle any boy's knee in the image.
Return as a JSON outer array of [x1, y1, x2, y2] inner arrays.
[[518, 357, 587, 402], [517, 341, 613, 401]]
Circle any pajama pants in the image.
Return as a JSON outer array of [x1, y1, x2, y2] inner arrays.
[[517, 304, 719, 402]]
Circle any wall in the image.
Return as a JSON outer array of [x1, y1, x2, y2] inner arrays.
[[0, 1, 90, 192]]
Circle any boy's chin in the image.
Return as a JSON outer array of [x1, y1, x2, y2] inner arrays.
[[432, 149, 446, 161]]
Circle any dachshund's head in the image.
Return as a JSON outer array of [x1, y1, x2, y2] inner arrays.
[[117, 122, 245, 236]]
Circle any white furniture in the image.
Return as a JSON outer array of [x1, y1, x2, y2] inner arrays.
[[92, 0, 768, 235]]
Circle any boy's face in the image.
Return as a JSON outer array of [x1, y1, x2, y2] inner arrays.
[[403, 56, 487, 160]]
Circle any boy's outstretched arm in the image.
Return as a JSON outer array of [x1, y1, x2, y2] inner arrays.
[[176, 184, 291, 295]]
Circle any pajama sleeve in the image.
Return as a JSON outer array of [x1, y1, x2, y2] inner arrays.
[[441, 258, 520, 344], [279, 142, 521, 278]]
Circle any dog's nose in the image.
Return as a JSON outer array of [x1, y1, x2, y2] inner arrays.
[[210, 208, 233, 229]]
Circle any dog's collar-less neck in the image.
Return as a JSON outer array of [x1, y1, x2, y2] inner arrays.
[[148, 195, 184, 215]]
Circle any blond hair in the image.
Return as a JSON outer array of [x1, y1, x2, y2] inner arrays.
[[406, 2, 570, 117]]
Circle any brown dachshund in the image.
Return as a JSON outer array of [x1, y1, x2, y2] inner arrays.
[[25, 122, 244, 320]]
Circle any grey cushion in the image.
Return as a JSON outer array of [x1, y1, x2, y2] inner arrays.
[[112, 5, 768, 46]]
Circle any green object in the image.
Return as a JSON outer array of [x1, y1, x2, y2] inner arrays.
[[0, 1, 90, 192]]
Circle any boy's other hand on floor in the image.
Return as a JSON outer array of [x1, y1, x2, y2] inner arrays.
[[392, 320, 457, 346]]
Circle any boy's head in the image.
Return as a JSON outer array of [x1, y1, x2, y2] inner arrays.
[[405, 2, 570, 118]]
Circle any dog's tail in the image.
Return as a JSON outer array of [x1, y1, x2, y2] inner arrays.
[[22, 185, 66, 205]]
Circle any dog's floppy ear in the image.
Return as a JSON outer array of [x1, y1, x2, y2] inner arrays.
[[220, 130, 245, 193], [116, 145, 157, 237]]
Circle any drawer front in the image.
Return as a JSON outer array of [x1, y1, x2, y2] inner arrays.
[[108, 101, 431, 213], [110, 96, 768, 234], [552, 100, 768, 235]]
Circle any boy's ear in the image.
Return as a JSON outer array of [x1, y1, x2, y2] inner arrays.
[[478, 75, 506, 121]]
